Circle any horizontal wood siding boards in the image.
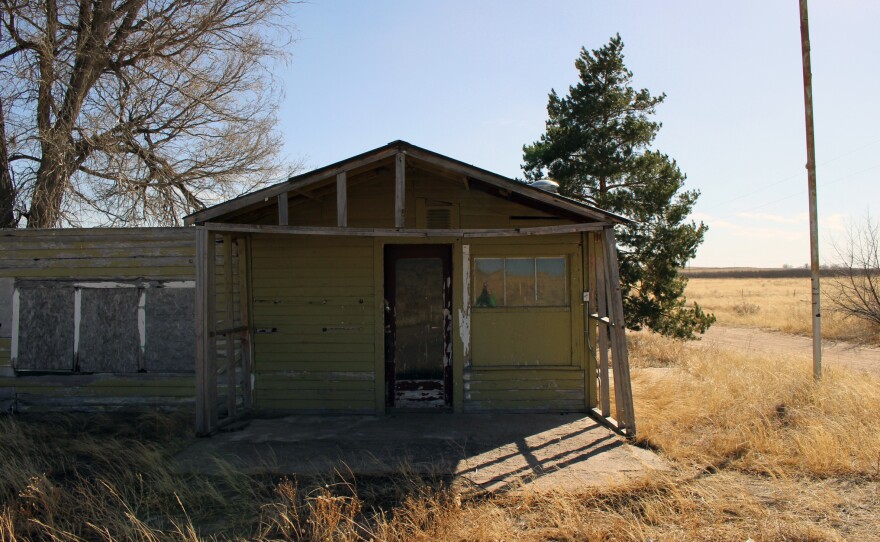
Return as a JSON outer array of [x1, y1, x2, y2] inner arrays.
[[0, 228, 195, 280], [256, 399, 375, 411], [0, 374, 196, 410], [463, 367, 585, 412], [464, 400, 584, 412], [0, 338, 10, 366], [464, 368, 584, 381], [250, 235, 376, 410]]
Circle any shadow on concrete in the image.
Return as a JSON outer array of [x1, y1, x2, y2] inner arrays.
[[175, 412, 666, 495]]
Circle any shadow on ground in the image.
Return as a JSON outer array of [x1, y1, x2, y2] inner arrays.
[[175, 413, 666, 494]]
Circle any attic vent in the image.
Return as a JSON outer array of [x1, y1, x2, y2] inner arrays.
[[426, 207, 452, 229]]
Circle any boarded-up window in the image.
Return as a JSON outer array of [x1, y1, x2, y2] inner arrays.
[[0, 278, 13, 339], [16, 287, 75, 371], [144, 288, 195, 372], [473, 257, 567, 307], [78, 289, 139, 373], [13, 281, 195, 374]]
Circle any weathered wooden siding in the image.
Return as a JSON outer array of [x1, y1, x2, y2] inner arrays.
[[250, 235, 376, 411], [462, 234, 589, 411], [0, 227, 196, 279], [463, 367, 585, 411], [0, 228, 198, 411]]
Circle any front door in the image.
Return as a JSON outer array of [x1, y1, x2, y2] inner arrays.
[[384, 245, 452, 408]]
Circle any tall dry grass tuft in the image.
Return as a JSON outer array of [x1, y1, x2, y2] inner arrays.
[[631, 332, 880, 478], [0, 411, 265, 541]]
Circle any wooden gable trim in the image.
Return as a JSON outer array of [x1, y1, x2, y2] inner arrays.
[[184, 140, 630, 226], [184, 146, 399, 225], [403, 147, 618, 223]]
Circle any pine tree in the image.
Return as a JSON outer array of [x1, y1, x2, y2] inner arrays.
[[523, 34, 714, 339]]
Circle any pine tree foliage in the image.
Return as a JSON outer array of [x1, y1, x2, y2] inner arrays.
[[523, 35, 714, 339]]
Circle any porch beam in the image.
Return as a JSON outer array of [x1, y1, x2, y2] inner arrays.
[[395, 151, 406, 228], [202, 221, 610, 238]]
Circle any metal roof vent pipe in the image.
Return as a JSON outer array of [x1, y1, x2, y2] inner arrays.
[[531, 179, 560, 194]]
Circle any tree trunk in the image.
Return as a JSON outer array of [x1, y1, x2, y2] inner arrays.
[[28, 135, 74, 228], [0, 97, 15, 228]]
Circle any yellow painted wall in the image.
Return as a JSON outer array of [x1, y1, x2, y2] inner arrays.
[[249, 235, 376, 411], [462, 234, 589, 411]]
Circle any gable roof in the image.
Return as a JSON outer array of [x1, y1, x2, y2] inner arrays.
[[183, 140, 630, 226]]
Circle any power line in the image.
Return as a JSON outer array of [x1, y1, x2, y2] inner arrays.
[[700, 135, 880, 213], [732, 162, 880, 215]]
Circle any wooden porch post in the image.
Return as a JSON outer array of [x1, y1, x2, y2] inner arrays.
[[237, 236, 254, 410], [195, 227, 218, 435], [278, 192, 289, 226], [394, 152, 406, 228], [602, 226, 636, 436], [223, 234, 237, 418], [594, 232, 612, 418], [337, 172, 348, 227]]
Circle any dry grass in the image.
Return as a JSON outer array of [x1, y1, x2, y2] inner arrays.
[[686, 276, 880, 343], [2, 334, 880, 540], [630, 332, 880, 478]]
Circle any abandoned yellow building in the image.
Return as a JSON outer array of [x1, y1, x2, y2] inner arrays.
[[0, 141, 635, 436]]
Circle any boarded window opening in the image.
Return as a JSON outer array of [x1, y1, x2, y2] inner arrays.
[[13, 281, 195, 374]]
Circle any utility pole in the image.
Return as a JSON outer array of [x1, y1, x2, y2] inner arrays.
[[799, 0, 822, 379]]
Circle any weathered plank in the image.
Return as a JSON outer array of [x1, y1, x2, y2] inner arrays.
[[337, 172, 348, 227]]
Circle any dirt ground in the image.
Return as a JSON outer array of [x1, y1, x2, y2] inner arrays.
[[699, 325, 880, 375], [176, 413, 667, 493]]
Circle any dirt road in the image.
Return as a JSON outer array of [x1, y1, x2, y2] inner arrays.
[[699, 325, 880, 375]]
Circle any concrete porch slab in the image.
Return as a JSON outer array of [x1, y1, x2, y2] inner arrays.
[[175, 413, 667, 493]]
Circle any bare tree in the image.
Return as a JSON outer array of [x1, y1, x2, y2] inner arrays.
[[0, 0, 292, 228], [830, 214, 880, 327]]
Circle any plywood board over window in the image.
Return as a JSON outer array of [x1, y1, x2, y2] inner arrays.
[[78, 289, 139, 373], [0, 278, 13, 339], [16, 287, 75, 371], [145, 288, 196, 372], [11, 281, 195, 374]]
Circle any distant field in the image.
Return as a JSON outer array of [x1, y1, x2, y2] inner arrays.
[[685, 275, 879, 344], [682, 266, 814, 279]]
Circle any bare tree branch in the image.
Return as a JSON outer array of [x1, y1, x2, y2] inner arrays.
[[1, 0, 294, 227], [829, 214, 880, 328]]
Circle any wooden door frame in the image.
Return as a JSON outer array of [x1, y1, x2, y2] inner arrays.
[[383, 244, 453, 408]]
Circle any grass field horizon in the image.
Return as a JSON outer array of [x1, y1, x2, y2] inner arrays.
[[684, 273, 880, 345]]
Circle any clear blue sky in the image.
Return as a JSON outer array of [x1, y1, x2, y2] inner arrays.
[[274, 0, 880, 268]]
